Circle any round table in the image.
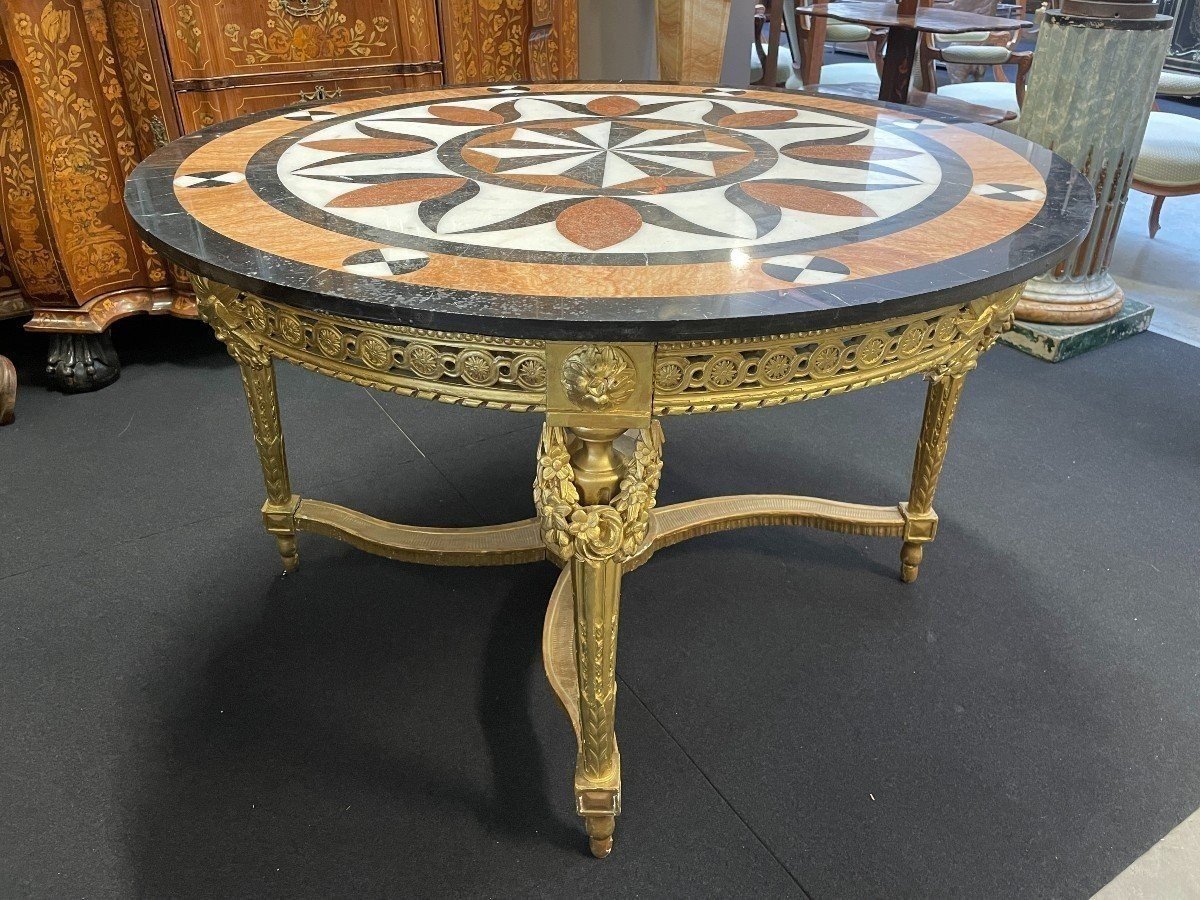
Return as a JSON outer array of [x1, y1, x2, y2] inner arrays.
[[126, 81, 1093, 859]]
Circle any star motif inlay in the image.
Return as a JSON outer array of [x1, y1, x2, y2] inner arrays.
[[471, 121, 746, 188]]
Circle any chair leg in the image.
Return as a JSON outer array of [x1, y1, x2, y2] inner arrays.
[[1148, 194, 1165, 239]]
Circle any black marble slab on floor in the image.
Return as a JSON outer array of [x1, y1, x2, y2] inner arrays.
[[1, 316, 1198, 897]]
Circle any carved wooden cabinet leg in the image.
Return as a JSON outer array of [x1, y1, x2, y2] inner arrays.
[[0, 354, 16, 424], [45, 332, 120, 393], [900, 371, 967, 582], [535, 421, 664, 858]]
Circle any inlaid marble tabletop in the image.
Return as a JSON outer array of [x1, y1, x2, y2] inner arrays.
[[125, 82, 1093, 861], [127, 81, 1092, 342]]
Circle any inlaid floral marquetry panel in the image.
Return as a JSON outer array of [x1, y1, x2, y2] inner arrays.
[[156, 0, 441, 81], [105, 0, 177, 157], [0, 61, 70, 302], [4, 0, 164, 298], [174, 71, 441, 133], [438, 0, 578, 84]]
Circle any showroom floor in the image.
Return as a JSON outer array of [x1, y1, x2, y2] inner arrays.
[[1112, 188, 1200, 349], [2, 312, 1198, 898]]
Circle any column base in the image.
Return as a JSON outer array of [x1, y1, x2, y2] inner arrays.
[[1000, 298, 1153, 362], [1015, 272, 1125, 325]]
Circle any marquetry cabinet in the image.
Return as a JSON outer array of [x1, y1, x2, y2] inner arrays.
[[0, 0, 577, 390]]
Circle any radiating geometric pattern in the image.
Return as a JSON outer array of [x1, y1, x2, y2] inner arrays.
[[462, 120, 748, 189], [272, 91, 946, 262]]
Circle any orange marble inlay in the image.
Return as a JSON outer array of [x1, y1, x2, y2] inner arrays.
[[554, 198, 643, 250], [169, 82, 1052, 300]]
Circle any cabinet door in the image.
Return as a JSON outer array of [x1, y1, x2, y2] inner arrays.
[[158, 0, 440, 81], [438, 0, 578, 84], [175, 71, 441, 132]]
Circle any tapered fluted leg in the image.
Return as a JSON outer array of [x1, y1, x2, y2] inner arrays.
[[192, 274, 300, 573], [237, 358, 300, 572], [900, 371, 967, 583], [573, 553, 622, 858], [535, 421, 664, 858]]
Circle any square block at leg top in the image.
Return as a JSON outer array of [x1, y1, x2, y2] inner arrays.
[[999, 299, 1153, 363], [898, 502, 938, 543], [261, 494, 301, 533], [577, 788, 621, 817]]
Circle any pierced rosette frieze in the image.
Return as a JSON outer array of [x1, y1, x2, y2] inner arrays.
[[652, 289, 1023, 413], [207, 292, 548, 410]]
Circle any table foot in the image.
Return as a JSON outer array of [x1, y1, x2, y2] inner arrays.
[[900, 541, 923, 583], [264, 496, 302, 573], [586, 815, 615, 858], [275, 535, 299, 573]]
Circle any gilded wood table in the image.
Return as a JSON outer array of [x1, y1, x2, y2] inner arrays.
[[126, 81, 1092, 859]]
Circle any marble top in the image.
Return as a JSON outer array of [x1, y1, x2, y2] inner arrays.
[[126, 82, 1094, 341]]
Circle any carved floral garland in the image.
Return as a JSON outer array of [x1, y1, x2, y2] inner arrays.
[[534, 423, 664, 565]]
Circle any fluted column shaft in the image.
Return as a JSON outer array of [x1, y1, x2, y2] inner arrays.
[[1016, 11, 1171, 325]]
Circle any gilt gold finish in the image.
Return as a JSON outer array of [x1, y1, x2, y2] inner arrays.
[[532, 421, 664, 857], [189, 272, 1024, 857]]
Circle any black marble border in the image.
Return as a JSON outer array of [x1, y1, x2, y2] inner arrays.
[[125, 82, 1095, 343], [246, 92, 974, 267]]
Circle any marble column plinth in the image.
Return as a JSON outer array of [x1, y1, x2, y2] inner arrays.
[[1000, 298, 1154, 362]]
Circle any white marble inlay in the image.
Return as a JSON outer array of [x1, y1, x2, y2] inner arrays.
[[274, 92, 946, 259]]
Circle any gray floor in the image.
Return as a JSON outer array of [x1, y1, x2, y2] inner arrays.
[[1094, 806, 1200, 899], [1112, 189, 1200, 350], [2, 316, 1199, 898]]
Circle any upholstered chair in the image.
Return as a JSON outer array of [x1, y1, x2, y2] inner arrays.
[[1132, 111, 1200, 238]]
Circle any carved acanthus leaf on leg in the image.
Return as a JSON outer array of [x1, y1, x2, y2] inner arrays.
[[534, 421, 664, 858], [900, 284, 1022, 582], [191, 274, 269, 370], [192, 273, 298, 570]]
